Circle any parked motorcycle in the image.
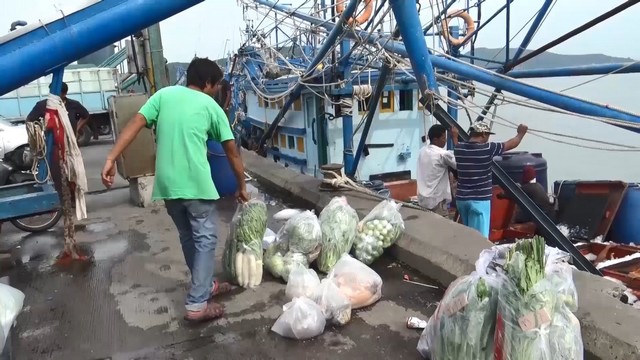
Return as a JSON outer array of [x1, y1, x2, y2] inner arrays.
[[0, 146, 62, 232]]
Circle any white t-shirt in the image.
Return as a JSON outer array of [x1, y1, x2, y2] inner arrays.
[[416, 144, 457, 209]]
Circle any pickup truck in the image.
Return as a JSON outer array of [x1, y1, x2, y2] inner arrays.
[[0, 67, 118, 147]]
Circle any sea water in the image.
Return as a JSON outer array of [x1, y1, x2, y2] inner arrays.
[[458, 73, 640, 185]]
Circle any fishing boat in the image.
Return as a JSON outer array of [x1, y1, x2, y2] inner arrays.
[[221, 0, 640, 295]]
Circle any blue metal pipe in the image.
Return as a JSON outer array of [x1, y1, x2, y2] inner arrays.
[[446, 27, 460, 150], [254, 0, 359, 152], [507, 62, 640, 78], [388, 0, 438, 93], [36, 68, 64, 183], [340, 39, 354, 173], [0, 0, 204, 96], [510, 0, 554, 64], [258, 0, 640, 125]]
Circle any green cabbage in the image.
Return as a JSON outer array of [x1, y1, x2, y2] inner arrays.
[[317, 197, 359, 273]]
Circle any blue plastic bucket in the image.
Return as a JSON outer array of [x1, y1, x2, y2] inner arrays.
[[206, 140, 238, 198]]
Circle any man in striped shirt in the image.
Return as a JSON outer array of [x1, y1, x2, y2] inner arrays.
[[454, 120, 528, 237]]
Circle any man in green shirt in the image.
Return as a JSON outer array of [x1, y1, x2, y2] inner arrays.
[[101, 58, 248, 323]]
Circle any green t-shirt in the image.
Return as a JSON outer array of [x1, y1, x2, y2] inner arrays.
[[138, 86, 235, 200]]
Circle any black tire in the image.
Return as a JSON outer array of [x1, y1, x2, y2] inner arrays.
[[7, 177, 63, 233], [10, 209, 62, 233], [77, 128, 92, 147], [97, 125, 111, 136]]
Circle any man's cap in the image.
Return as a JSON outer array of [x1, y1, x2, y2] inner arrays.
[[469, 120, 495, 135]]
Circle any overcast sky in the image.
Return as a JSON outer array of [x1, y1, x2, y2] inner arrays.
[[1, 0, 638, 62]]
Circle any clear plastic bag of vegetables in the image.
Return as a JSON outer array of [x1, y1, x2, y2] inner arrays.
[[286, 265, 320, 300], [548, 307, 583, 360], [417, 273, 501, 360], [328, 254, 382, 309], [493, 237, 583, 360], [356, 199, 404, 256], [223, 199, 267, 288], [281, 252, 310, 282], [312, 278, 352, 326], [354, 232, 383, 265], [317, 196, 359, 273], [271, 297, 326, 340], [277, 210, 322, 260]]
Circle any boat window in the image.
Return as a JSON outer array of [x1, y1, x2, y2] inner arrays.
[[358, 95, 372, 114], [280, 134, 287, 147], [296, 137, 305, 153], [278, 98, 285, 109], [293, 98, 302, 111], [380, 91, 394, 113], [257, 95, 264, 107], [399, 89, 413, 111], [270, 100, 277, 109], [287, 135, 295, 149], [272, 133, 279, 147]]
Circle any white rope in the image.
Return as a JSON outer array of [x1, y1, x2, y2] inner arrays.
[[25, 120, 50, 184], [320, 169, 425, 211], [353, 84, 373, 100]]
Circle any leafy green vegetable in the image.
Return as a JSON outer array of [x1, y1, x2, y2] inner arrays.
[[223, 199, 268, 283], [235, 199, 268, 257], [494, 236, 582, 360], [278, 210, 322, 255], [318, 197, 359, 273], [422, 275, 499, 360], [281, 252, 309, 282]]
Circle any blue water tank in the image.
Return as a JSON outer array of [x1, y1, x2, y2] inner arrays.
[[611, 184, 640, 244], [493, 152, 548, 191], [207, 141, 238, 198]]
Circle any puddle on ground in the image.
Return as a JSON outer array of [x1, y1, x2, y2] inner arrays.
[[11, 232, 63, 264], [83, 221, 116, 233], [91, 237, 129, 261]]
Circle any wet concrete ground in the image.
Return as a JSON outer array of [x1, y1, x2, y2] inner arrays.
[[0, 182, 443, 360]]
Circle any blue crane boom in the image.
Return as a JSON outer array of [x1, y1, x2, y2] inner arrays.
[[253, 0, 640, 133], [0, 0, 204, 96]]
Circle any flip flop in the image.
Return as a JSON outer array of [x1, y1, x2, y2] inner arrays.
[[184, 302, 225, 323], [210, 280, 233, 298]]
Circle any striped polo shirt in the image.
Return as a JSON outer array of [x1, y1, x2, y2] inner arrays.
[[454, 141, 504, 201]]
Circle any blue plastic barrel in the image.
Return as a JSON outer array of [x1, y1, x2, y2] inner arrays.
[[611, 184, 640, 244], [206, 140, 238, 198], [493, 152, 548, 191], [553, 180, 579, 217]]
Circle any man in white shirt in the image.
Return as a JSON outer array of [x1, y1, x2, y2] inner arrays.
[[417, 124, 458, 217]]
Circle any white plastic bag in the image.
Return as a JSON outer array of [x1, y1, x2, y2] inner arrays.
[[263, 228, 277, 250], [312, 279, 352, 326], [273, 208, 304, 221], [286, 266, 320, 300], [271, 297, 326, 340], [328, 254, 382, 309], [354, 199, 404, 265], [0, 283, 25, 353]]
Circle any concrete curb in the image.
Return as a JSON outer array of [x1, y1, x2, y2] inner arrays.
[[242, 150, 640, 360]]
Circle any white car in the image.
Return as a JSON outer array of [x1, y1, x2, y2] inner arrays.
[[0, 117, 29, 159]]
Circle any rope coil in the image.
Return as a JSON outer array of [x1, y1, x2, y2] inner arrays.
[[25, 120, 50, 184]]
